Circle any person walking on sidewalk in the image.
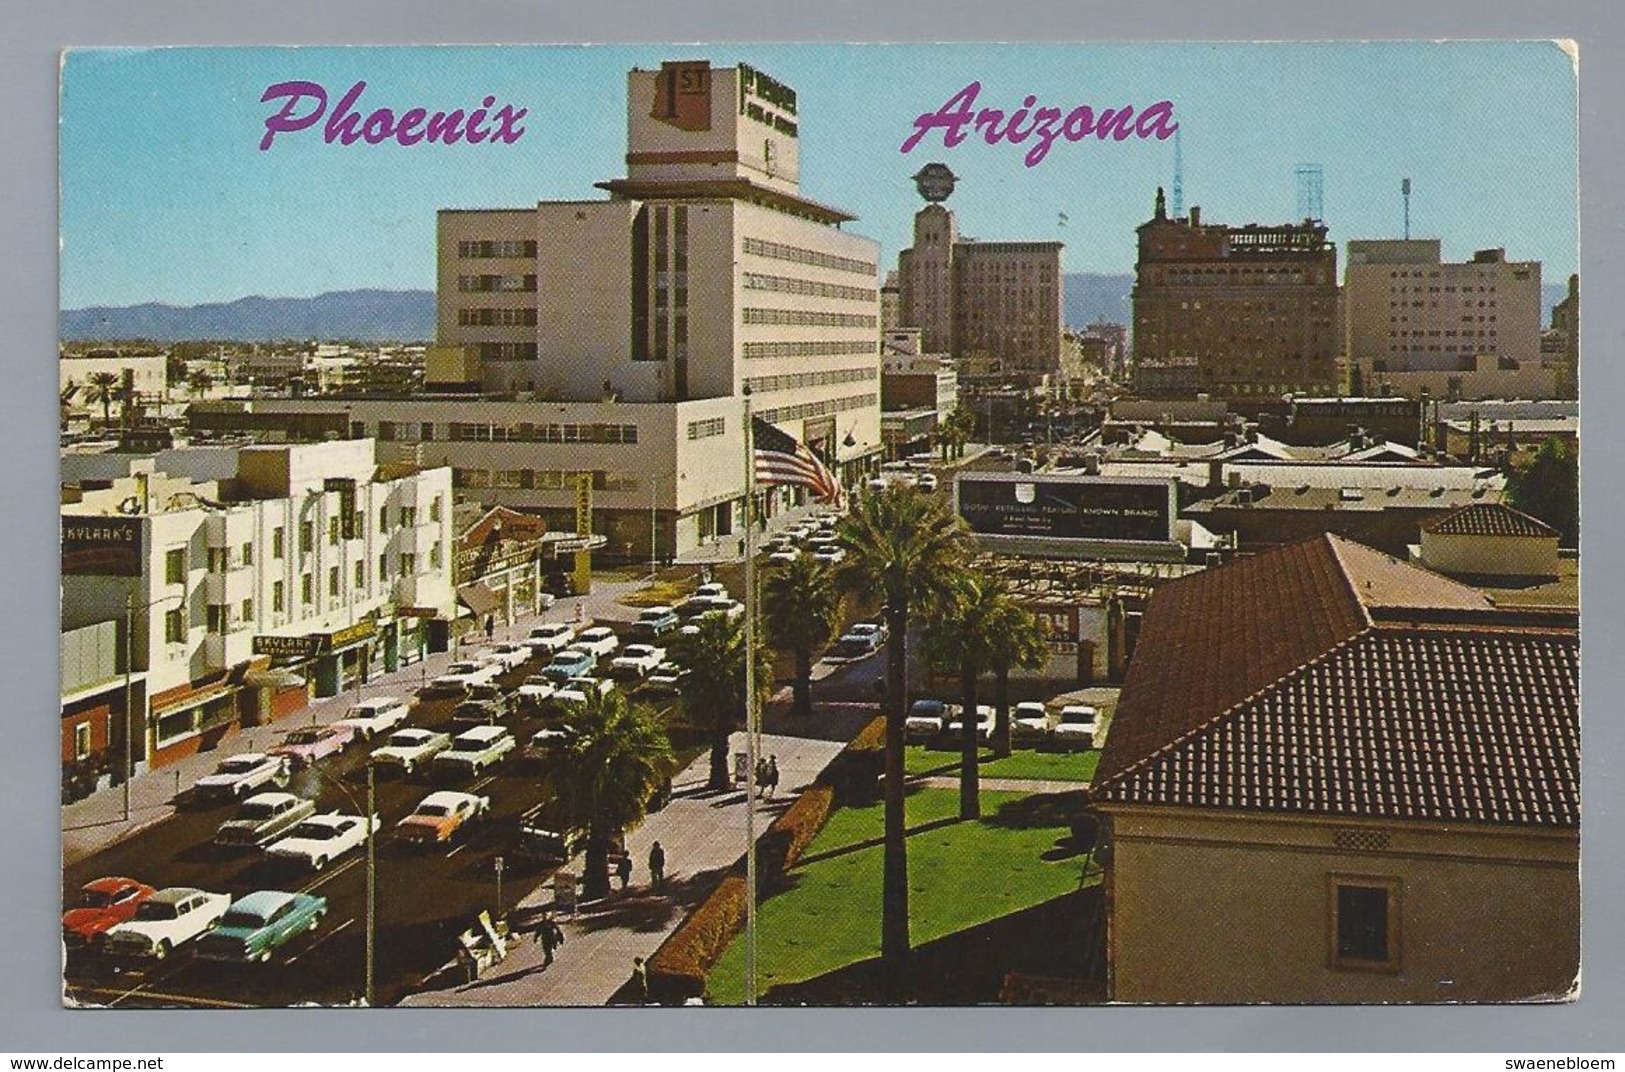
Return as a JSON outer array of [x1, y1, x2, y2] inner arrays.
[[484, 614, 495, 641], [616, 853, 633, 890], [632, 956, 649, 1003], [765, 755, 781, 800], [535, 914, 559, 967], [648, 841, 666, 888]]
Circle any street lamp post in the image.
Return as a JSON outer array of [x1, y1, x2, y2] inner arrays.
[[306, 757, 378, 1007]]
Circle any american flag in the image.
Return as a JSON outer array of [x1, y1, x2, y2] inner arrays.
[[752, 418, 843, 505]]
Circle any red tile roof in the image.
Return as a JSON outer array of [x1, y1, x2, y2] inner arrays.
[[1425, 502, 1559, 538], [1095, 535, 1578, 828]]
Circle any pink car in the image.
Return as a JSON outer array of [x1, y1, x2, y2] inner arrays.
[[269, 725, 355, 768]]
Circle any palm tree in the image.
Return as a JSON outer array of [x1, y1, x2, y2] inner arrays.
[[834, 484, 975, 983], [86, 371, 120, 427], [675, 610, 773, 791], [761, 555, 841, 719], [536, 687, 674, 901], [984, 593, 1051, 757], [921, 573, 1002, 820], [187, 369, 214, 399]]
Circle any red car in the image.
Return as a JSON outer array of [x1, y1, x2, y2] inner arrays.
[[62, 877, 156, 950], [269, 724, 355, 768]]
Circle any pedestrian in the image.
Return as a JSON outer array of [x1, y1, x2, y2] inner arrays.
[[484, 614, 495, 640], [649, 841, 666, 888], [765, 755, 780, 800], [737, 536, 746, 559], [535, 914, 559, 966], [616, 853, 633, 890], [753, 757, 768, 800], [632, 956, 650, 1003]]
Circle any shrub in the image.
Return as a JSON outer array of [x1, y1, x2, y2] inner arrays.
[[821, 715, 887, 804], [646, 874, 748, 1003], [757, 783, 834, 886]]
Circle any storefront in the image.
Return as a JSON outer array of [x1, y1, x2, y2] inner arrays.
[[147, 676, 241, 767]]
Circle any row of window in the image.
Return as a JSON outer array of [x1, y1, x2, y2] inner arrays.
[[453, 468, 637, 491], [755, 392, 876, 424], [741, 236, 876, 277], [741, 339, 877, 361], [478, 342, 539, 362], [457, 239, 537, 259], [457, 274, 537, 293], [161, 545, 442, 643], [163, 499, 444, 581], [457, 307, 538, 327], [742, 307, 877, 329], [742, 272, 876, 304], [743, 367, 877, 394], [445, 422, 638, 444], [686, 417, 726, 440]]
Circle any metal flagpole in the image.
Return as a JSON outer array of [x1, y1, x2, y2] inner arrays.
[[743, 386, 759, 1006]]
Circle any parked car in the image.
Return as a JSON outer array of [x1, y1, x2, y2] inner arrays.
[[371, 727, 452, 776], [553, 675, 614, 707], [103, 887, 232, 961], [516, 674, 558, 708], [573, 626, 620, 659], [397, 790, 490, 846], [433, 725, 516, 778], [611, 643, 667, 679], [214, 792, 318, 849], [1012, 701, 1053, 745], [629, 606, 680, 641], [192, 753, 291, 803], [1052, 705, 1099, 750], [521, 623, 576, 656], [542, 647, 598, 682], [331, 696, 411, 740], [829, 627, 884, 661], [905, 699, 948, 743], [812, 546, 847, 565], [269, 724, 355, 769], [767, 547, 799, 564], [422, 660, 501, 696], [476, 643, 531, 672], [515, 818, 584, 865], [62, 877, 156, 950], [677, 593, 731, 619], [522, 724, 576, 763], [265, 812, 378, 871], [945, 704, 995, 743], [642, 662, 691, 697], [917, 473, 940, 493], [451, 695, 516, 727], [194, 889, 328, 964], [695, 582, 729, 600], [847, 621, 889, 646]]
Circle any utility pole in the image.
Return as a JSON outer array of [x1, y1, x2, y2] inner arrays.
[[742, 386, 759, 1006], [365, 760, 376, 1007]]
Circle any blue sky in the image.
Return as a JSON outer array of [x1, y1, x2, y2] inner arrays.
[[60, 42, 1577, 308]]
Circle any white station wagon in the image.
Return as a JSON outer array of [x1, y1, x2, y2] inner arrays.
[[265, 812, 379, 871], [332, 696, 411, 740], [371, 727, 453, 776]]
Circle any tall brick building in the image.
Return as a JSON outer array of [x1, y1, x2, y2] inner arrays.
[[1132, 188, 1340, 398]]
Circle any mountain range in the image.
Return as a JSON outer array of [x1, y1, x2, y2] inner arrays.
[[60, 277, 1570, 344]]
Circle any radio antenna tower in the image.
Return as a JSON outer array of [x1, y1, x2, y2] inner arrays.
[[1402, 177, 1412, 239], [1295, 163, 1324, 222], [1171, 127, 1185, 219]]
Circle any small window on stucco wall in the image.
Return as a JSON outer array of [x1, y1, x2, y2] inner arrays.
[[1329, 874, 1402, 972]]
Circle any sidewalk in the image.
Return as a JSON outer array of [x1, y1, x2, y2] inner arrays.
[[399, 727, 847, 1007], [914, 776, 1088, 795], [61, 573, 656, 868]]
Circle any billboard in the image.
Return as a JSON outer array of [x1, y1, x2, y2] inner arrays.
[[956, 474, 1176, 544], [62, 516, 144, 576]]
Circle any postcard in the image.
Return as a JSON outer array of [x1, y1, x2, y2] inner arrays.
[[58, 42, 1579, 1009]]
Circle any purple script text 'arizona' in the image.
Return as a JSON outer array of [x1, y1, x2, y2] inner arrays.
[[259, 81, 528, 151], [901, 82, 1177, 167]]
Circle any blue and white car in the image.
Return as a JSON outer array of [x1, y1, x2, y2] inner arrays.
[[542, 647, 597, 682]]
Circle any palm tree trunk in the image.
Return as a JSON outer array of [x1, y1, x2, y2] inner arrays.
[[583, 822, 611, 902], [881, 608, 911, 994], [708, 730, 731, 791], [793, 644, 812, 718], [993, 663, 1012, 758], [959, 665, 980, 820]]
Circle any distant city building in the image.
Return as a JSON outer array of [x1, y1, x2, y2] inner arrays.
[[1132, 188, 1339, 397], [1345, 240, 1547, 400], [1546, 272, 1579, 399], [880, 328, 958, 459], [60, 439, 454, 774], [60, 350, 168, 422], [1095, 533, 1578, 1003], [880, 270, 902, 332], [895, 169, 1063, 384]]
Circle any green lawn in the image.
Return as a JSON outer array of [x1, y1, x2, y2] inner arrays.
[[705, 788, 1083, 1004], [904, 744, 1100, 783]]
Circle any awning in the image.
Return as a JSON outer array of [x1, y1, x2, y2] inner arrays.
[[243, 668, 307, 690], [456, 582, 502, 618]]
